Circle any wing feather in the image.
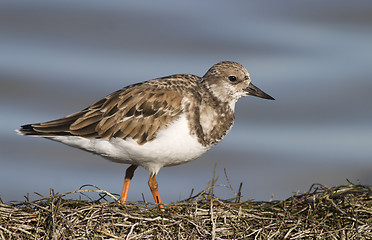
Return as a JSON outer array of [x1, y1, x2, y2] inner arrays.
[[70, 110, 102, 130], [70, 124, 98, 136], [19, 78, 189, 144]]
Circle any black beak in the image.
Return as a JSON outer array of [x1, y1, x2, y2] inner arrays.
[[245, 82, 275, 100]]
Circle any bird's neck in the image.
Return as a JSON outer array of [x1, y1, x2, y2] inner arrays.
[[199, 79, 236, 111], [184, 82, 235, 147]]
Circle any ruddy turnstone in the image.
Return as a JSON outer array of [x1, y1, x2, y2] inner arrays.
[[17, 61, 274, 211]]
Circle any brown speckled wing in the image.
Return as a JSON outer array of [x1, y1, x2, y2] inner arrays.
[[91, 86, 184, 144], [20, 80, 186, 145]]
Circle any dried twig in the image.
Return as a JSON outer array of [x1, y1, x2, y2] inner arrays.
[[0, 180, 370, 239]]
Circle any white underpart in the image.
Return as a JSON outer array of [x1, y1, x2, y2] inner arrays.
[[200, 104, 224, 134], [48, 114, 208, 175], [199, 104, 219, 135], [228, 100, 237, 111]]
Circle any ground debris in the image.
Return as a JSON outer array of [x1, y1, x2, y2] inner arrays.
[[0, 182, 371, 239]]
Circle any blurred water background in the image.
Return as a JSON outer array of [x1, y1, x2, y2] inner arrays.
[[1, 0, 371, 204]]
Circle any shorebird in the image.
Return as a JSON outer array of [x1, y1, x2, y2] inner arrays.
[[18, 61, 274, 211]]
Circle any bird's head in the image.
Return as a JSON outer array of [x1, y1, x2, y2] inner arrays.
[[202, 61, 274, 105]]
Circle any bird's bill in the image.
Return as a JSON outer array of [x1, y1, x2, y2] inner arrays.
[[245, 82, 275, 100]]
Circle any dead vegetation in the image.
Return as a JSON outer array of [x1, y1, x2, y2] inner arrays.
[[0, 174, 371, 239]]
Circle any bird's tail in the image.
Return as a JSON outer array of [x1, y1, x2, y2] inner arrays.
[[16, 112, 83, 137]]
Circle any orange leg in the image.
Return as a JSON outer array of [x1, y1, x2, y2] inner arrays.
[[148, 173, 165, 212], [119, 165, 138, 204]]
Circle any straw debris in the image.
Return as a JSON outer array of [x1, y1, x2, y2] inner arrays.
[[0, 179, 371, 239]]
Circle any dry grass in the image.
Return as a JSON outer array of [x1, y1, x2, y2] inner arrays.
[[0, 175, 371, 239]]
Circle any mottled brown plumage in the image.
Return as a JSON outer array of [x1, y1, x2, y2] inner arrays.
[[19, 62, 274, 148], [18, 61, 274, 212], [20, 75, 200, 145]]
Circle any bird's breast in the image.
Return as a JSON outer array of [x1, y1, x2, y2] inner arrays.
[[184, 99, 235, 147]]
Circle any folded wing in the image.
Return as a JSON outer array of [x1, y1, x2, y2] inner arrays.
[[19, 83, 184, 145]]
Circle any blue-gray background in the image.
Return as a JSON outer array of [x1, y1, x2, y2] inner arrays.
[[1, 0, 371, 203]]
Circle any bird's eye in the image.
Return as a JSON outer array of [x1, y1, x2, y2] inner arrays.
[[228, 76, 237, 82]]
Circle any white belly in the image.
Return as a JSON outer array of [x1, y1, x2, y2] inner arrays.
[[49, 114, 209, 174]]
